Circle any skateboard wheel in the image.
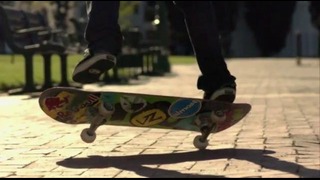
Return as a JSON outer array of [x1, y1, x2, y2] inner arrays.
[[211, 110, 226, 122], [99, 102, 114, 117], [80, 128, 96, 143], [193, 135, 208, 150]]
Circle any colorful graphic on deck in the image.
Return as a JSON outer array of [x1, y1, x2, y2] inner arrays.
[[42, 91, 100, 123], [39, 87, 251, 134], [168, 99, 202, 118], [45, 96, 69, 111], [131, 109, 167, 127], [120, 95, 147, 113]]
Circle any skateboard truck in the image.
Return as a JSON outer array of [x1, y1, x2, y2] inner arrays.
[[194, 110, 227, 149], [80, 102, 115, 143]]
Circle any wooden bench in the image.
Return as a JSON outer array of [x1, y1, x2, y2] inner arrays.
[[0, 5, 80, 95]]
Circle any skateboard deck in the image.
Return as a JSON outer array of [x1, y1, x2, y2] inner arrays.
[[39, 87, 251, 149]]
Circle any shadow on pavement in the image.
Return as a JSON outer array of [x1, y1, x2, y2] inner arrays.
[[56, 148, 319, 178]]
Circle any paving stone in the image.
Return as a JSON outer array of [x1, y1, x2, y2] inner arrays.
[[1, 59, 319, 178]]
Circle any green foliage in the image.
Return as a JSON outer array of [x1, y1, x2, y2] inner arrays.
[[119, 1, 141, 30]]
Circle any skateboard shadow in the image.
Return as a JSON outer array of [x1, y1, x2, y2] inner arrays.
[[56, 148, 319, 178]]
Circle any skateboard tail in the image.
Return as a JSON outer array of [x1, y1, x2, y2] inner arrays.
[[38, 88, 101, 124]]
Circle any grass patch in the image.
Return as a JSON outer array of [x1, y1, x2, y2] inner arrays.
[[0, 54, 196, 92], [169, 55, 196, 64], [0, 54, 82, 93]]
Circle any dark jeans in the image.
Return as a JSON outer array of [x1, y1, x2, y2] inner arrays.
[[85, 1, 236, 92], [85, 1, 122, 55]]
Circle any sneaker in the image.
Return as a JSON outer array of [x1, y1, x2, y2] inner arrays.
[[203, 82, 236, 103], [72, 49, 116, 83]]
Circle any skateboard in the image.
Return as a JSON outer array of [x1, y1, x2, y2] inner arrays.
[[39, 87, 251, 149]]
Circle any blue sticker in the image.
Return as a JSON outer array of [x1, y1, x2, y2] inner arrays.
[[168, 99, 202, 118]]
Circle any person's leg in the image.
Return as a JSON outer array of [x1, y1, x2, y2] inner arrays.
[[72, 1, 122, 83], [85, 1, 122, 54], [173, 1, 236, 102]]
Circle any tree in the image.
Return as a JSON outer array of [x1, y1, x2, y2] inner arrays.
[[309, 1, 320, 55], [119, 1, 140, 30], [309, 1, 320, 30], [245, 1, 296, 56]]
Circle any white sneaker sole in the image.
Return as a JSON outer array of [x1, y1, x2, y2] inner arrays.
[[210, 87, 236, 102]]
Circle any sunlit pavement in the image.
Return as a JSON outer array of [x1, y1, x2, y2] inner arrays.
[[0, 58, 319, 178]]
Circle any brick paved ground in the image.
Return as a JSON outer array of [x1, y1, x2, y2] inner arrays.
[[0, 58, 319, 178]]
